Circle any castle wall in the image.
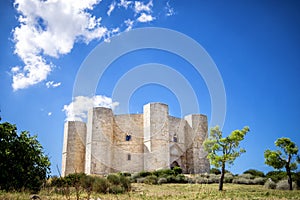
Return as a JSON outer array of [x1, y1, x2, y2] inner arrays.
[[112, 114, 144, 172], [168, 116, 187, 172], [144, 103, 170, 171], [62, 121, 86, 176], [185, 114, 210, 173], [63, 102, 209, 176], [85, 107, 114, 175]]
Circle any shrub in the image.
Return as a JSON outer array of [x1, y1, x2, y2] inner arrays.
[[153, 169, 174, 177], [109, 185, 125, 194], [243, 169, 265, 177], [252, 177, 266, 185], [210, 168, 221, 175], [118, 172, 131, 177], [224, 173, 234, 183], [276, 179, 297, 190], [139, 171, 152, 177], [173, 166, 183, 175], [157, 177, 168, 184], [144, 175, 158, 185], [208, 174, 219, 183], [238, 173, 254, 179], [107, 174, 120, 185], [264, 179, 276, 189], [175, 174, 187, 183], [119, 175, 131, 191], [136, 177, 146, 183], [232, 177, 251, 185], [93, 177, 110, 193], [266, 171, 287, 182]]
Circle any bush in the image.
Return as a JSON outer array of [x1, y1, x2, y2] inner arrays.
[[252, 177, 266, 185], [157, 177, 168, 184], [173, 166, 183, 175], [139, 171, 153, 177], [144, 175, 158, 185], [243, 169, 265, 177], [276, 179, 297, 190], [93, 177, 110, 193], [175, 174, 187, 183], [264, 179, 276, 189], [233, 177, 251, 185], [119, 175, 131, 191], [107, 174, 120, 185], [266, 171, 287, 182], [210, 168, 221, 175], [153, 169, 174, 177], [224, 173, 234, 183], [238, 173, 254, 179], [136, 177, 146, 183], [118, 172, 131, 177], [109, 185, 125, 194]]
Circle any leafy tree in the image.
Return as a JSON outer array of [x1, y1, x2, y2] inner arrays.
[[264, 137, 299, 190], [243, 169, 265, 177], [204, 126, 250, 191], [0, 121, 50, 192]]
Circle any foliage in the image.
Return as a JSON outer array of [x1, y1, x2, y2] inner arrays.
[[144, 175, 158, 185], [203, 125, 250, 190], [243, 169, 265, 177], [173, 166, 183, 175], [0, 122, 50, 192], [210, 168, 221, 175], [266, 171, 287, 183], [264, 137, 299, 190]]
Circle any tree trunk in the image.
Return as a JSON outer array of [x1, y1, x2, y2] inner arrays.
[[219, 162, 225, 191], [286, 165, 293, 190]]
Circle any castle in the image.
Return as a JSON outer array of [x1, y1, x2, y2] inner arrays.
[[62, 102, 210, 176]]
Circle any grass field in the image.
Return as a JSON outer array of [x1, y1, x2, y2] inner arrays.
[[1, 183, 300, 200]]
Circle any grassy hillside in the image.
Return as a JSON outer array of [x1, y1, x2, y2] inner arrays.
[[1, 183, 300, 200]]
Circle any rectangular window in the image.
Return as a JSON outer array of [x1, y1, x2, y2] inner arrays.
[[127, 154, 131, 160]]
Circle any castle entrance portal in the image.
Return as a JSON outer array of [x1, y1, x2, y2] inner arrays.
[[170, 161, 180, 169]]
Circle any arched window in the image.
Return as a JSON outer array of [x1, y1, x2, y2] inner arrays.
[[125, 134, 131, 141], [173, 134, 178, 142]]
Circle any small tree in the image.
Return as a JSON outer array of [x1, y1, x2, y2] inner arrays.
[[204, 126, 250, 191], [264, 137, 299, 190]]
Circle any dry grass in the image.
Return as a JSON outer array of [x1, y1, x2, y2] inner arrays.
[[1, 183, 300, 200]]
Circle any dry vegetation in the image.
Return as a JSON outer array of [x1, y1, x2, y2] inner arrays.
[[1, 183, 300, 200]]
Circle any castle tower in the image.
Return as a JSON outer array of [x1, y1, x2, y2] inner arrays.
[[184, 114, 210, 173], [85, 107, 114, 175], [62, 121, 86, 176], [143, 103, 170, 171]]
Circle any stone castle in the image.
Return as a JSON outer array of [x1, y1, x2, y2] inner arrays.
[[62, 102, 210, 176]]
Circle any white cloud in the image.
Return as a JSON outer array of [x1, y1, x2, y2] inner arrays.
[[118, 0, 132, 9], [12, 0, 107, 91], [137, 13, 155, 22], [107, 1, 116, 16], [46, 81, 61, 88], [48, 112, 52, 116], [165, 1, 175, 16], [62, 95, 119, 121], [134, 0, 153, 14], [124, 19, 134, 31]]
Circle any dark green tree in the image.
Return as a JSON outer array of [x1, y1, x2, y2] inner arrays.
[[264, 137, 299, 190], [0, 121, 50, 192], [204, 126, 250, 191]]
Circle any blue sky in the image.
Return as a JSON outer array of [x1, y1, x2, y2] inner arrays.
[[1, 0, 300, 175]]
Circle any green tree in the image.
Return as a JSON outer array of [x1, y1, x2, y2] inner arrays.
[[204, 126, 250, 191], [0, 121, 50, 192], [264, 137, 299, 190]]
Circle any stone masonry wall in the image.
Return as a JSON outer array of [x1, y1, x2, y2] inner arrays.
[[62, 121, 86, 176]]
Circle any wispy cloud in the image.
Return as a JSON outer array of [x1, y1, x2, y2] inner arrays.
[[165, 1, 175, 16], [118, 0, 132, 9], [46, 81, 61, 88], [62, 95, 119, 121], [107, 1, 116, 16], [134, 0, 153, 14]]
